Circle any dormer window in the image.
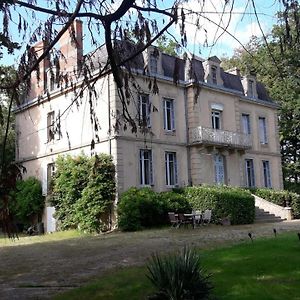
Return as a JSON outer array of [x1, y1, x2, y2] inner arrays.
[[211, 66, 217, 84], [150, 52, 158, 74], [248, 79, 254, 97]]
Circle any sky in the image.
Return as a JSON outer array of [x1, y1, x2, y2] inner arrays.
[[0, 0, 284, 66], [165, 0, 283, 58]]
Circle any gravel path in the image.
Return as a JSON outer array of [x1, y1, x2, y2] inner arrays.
[[1, 220, 300, 300]]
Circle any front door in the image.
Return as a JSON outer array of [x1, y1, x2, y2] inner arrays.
[[214, 154, 225, 185]]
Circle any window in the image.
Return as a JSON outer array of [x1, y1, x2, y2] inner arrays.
[[214, 154, 225, 185], [140, 149, 153, 185], [211, 110, 221, 129], [262, 160, 272, 188], [47, 110, 61, 142], [248, 79, 254, 97], [259, 117, 268, 144], [245, 159, 255, 187], [242, 114, 251, 134], [47, 111, 55, 142], [211, 66, 217, 84], [163, 98, 175, 131], [165, 152, 178, 186], [139, 94, 151, 127], [47, 163, 55, 193], [150, 53, 158, 74]]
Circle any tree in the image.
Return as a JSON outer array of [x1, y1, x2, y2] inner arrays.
[[221, 4, 300, 186]]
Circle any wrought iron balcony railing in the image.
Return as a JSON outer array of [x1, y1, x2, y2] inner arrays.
[[191, 126, 252, 149]]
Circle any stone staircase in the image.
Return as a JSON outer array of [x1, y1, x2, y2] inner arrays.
[[255, 206, 285, 223]]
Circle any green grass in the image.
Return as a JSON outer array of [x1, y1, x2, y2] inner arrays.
[[54, 232, 300, 300]]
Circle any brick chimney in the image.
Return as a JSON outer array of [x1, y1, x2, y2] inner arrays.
[[59, 20, 83, 74], [28, 40, 50, 101]]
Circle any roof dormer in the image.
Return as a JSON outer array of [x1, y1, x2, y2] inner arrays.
[[144, 46, 162, 76], [242, 73, 258, 98], [204, 56, 223, 86]]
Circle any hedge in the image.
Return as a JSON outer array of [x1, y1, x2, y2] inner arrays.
[[185, 186, 255, 225], [118, 188, 191, 231], [253, 188, 300, 219], [118, 186, 255, 230]]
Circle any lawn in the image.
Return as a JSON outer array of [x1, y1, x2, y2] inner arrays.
[[54, 232, 300, 300]]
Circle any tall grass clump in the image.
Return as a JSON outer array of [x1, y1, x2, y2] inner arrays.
[[147, 247, 212, 300]]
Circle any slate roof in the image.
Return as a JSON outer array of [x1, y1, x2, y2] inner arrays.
[[221, 69, 244, 93], [86, 40, 273, 103]]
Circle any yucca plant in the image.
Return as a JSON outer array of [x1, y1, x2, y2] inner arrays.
[[147, 247, 213, 300]]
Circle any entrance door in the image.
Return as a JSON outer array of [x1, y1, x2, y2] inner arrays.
[[214, 154, 225, 185]]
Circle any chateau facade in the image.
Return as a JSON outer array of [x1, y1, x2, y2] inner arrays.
[[15, 21, 283, 232]]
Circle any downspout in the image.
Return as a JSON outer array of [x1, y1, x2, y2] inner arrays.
[[108, 74, 112, 156], [184, 86, 192, 186]]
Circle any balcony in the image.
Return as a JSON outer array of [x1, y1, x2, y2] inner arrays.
[[191, 126, 252, 150]]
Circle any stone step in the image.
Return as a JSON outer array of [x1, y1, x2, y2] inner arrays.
[[254, 206, 285, 223]]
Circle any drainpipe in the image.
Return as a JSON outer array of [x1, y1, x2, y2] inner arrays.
[[108, 74, 112, 156], [184, 86, 192, 186]]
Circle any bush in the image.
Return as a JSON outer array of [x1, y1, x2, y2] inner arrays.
[[185, 186, 255, 225], [118, 187, 164, 231], [147, 247, 213, 300], [11, 177, 44, 224], [160, 191, 192, 214], [253, 188, 300, 219], [118, 189, 192, 231], [51, 153, 115, 232]]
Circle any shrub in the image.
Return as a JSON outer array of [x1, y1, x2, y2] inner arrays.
[[160, 191, 192, 214], [118, 187, 164, 231], [11, 177, 44, 224], [118, 189, 192, 231], [185, 186, 255, 225], [253, 188, 300, 219], [147, 247, 213, 300], [51, 153, 115, 232], [75, 154, 116, 233]]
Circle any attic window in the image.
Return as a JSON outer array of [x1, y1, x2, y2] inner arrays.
[[211, 66, 217, 84], [248, 79, 254, 97], [150, 52, 158, 74]]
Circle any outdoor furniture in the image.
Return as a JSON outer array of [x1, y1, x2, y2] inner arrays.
[[178, 213, 194, 228], [168, 212, 180, 228], [193, 210, 203, 227], [202, 209, 212, 224]]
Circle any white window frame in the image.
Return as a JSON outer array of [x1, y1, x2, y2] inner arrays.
[[242, 113, 251, 134], [139, 94, 151, 128], [165, 152, 178, 187], [245, 159, 255, 188], [140, 149, 153, 186], [211, 110, 221, 130], [259, 117, 268, 144], [262, 160, 272, 188], [163, 98, 175, 132]]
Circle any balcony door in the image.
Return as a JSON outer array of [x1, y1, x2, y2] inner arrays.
[[214, 154, 225, 185]]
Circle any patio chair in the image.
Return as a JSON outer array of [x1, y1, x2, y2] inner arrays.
[[178, 213, 194, 229], [194, 210, 203, 227], [168, 212, 179, 228], [202, 209, 212, 225]]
